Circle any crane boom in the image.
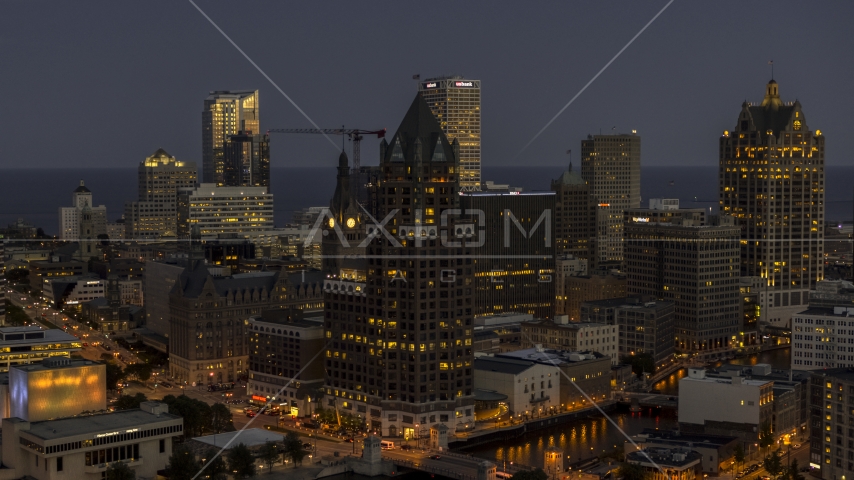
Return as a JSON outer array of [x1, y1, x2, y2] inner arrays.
[[266, 128, 385, 171]]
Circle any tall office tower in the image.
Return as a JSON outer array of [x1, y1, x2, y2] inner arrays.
[[419, 77, 481, 191], [176, 184, 274, 239], [461, 191, 556, 319], [324, 94, 477, 437], [625, 216, 741, 355], [124, 148, 197, 240], [202, 90, 260, 185], [223, 131, 271, 189], [808, 369, 854, 475], [58, 180, 107, 240], [552, 163, 598, 265], [720, 80, 825, 328], [580, 133, 641, 266]]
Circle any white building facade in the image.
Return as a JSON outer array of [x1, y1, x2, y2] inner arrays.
[[1, 402, 181, 480], [791, 306, 854, 370], [58, 181, 107, 241], [473, 356, 560, 416]]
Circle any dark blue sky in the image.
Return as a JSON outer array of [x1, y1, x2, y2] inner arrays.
[[3, 0, 853, 169]]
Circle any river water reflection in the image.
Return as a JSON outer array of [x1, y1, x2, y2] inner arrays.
[[468, 349, 791, 469]]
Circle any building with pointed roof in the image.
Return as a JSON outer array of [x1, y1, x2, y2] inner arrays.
[[320, 150, 368, 276], [324, 93, 477, 437], [719, 80, 825, 328]]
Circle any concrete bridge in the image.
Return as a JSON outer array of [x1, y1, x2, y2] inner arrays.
[[617, 392, 678, 409]]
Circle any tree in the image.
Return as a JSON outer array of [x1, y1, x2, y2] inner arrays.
[[620, 353, 655, 377], [168, 445, 201, 480], [105, 362, 125, 391], [283, 431, 306, 466], [106, 461, 136, 480], [114, 393, 147, 411], [788, 459, 805, 480], [733, 443, 745, 474], [764, 450, 784, 477], [759, 423, 775, 457], [259, 441, 280, 473], [203, 449, 229, 480], [616, 463, 649, 480], [227, 443, 256, 478], [163, 395, 214, 437], [511, 469, 549, 480], [211, 403, 233, 433]]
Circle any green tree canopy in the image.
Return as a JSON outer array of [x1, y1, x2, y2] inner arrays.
[[105, 461, 136, 480], [227, 443, 256, 479], [620, 353, 655, 377], [167, 444, 201, 480], [104, 362, 125, 391], [763, 449, 784, 476], [617, 463, 650, 480], [283, 431, 306, 466], [211, 403, 233, 433], [114, 393, 147, 411], [788, 459, 805, 480], [202, 448, 228, 480], [259, 441, 280, 473], [511, 468, 549, 480]]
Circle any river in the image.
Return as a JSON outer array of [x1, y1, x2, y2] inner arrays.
[[465, 348, 791, 469], [651, 347, 792, 396]]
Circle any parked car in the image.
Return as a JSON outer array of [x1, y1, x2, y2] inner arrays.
[[303, 443, 313, 449], [428, 455, 441, 460]]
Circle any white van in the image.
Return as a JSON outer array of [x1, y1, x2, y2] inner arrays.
[[381, 441, 395, 450]]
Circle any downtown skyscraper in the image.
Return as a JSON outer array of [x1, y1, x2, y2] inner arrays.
[[580, 133, 641, 267], [719, 80, 825, 327], [324, 93, 476, 437], [418, 76, 481, 191], [202, 90, 260, 186]]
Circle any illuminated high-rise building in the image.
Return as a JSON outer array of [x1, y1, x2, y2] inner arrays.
[[124, 148, 197, 240], [418, 77, 481, 191], [580, 133, 641, 266], [719, 80, 825, 328], [552, 163, 597, 266], [223, 131, 270, 189], [202, 90, 260, 185], [324, 93, 476, 436]]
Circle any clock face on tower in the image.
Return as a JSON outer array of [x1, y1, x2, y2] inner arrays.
[[346, 218, 356, 228], [328, 218, 335, 228]]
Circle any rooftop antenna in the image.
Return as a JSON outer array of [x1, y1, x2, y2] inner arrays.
[[567, 149, 572, 171], [768, 60, 774, 80]]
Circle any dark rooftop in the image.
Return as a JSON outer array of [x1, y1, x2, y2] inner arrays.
[[474, 356, 536, 375]]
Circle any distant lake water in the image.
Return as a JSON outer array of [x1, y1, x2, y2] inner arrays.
[[2, 166, 852, 236]]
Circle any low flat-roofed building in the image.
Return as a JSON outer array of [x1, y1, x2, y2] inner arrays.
[[29, 258, 87, 293], [625, 429, 739, 475], [497, 347, 611, 411], [0, 401, 182, 480], [474, 356, 560, 417], [678, 368, 774, 440], [0, 326, 81, 372], [625, 447, 702, 480], [10, 358, 106, 422], [521, 318, 619, 364]]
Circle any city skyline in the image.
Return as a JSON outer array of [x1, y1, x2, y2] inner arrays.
[[3, 1, 853, 171]]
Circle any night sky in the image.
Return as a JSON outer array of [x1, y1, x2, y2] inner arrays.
[[3, 0, 853, 169]]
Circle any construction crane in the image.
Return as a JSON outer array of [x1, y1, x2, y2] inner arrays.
[[266, 128, 386, 171]]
